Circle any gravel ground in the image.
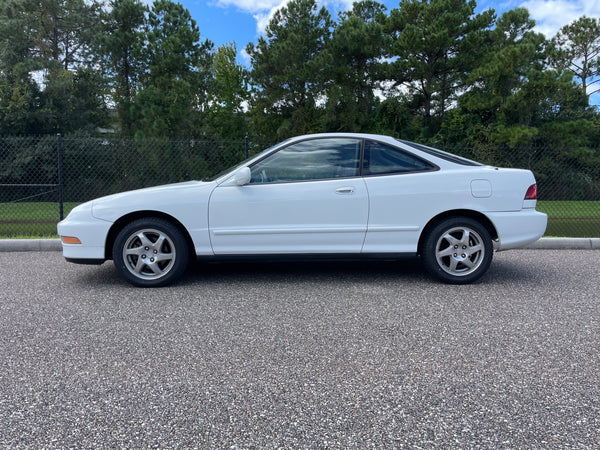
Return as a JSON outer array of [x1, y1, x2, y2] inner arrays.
[[0, 250, 599, 448]]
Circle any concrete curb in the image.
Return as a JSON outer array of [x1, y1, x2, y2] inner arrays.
[[525, 237, 600, 250], [0, 238, 598, 252], [0, 239, 63, 252]]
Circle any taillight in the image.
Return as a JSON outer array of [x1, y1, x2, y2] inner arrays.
[[524, 184, 538, 200]]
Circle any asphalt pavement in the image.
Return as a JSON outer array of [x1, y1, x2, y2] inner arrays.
[[0, 249, 599, 447]]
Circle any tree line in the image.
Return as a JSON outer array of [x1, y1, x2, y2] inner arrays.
[[1, 0, 599, 150]]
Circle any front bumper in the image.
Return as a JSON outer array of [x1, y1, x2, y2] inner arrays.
[[57, 202, 112, 262]]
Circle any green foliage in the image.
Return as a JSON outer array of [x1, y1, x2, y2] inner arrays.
[[374, 96, 426, 140], [0, 0, 599, 156], [385, 0, 494, 137], [133, 0, 213, 138], [99, 0, 147, 135], [205, 43, 249, 144], [246, 0, 333, 141], [440, 8, 599, 150], [323, 1, 388, 132], [0, 0, 107, 134], [0, 78, 39, 134]]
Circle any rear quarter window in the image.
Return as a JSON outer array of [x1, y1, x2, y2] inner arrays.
[[363, 140, 436, 175], [396, 139, 482, 166]]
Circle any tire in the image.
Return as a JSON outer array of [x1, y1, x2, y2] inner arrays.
[[422, 217, 493, 284], [112, 217, 190, 287]]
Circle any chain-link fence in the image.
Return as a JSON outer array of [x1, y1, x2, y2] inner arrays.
[[1, 134, 599, 238]]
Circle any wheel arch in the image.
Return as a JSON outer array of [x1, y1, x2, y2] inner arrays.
[[104, 211, 195, 261], [417, 209, 498, 255]]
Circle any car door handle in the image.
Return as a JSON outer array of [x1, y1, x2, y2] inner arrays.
[[335, 187, 355, 194]]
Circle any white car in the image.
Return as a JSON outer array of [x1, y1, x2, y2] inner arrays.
[[58, 133, 547, 286]]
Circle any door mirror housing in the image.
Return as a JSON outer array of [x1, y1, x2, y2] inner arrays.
[[226, 167, 251, 186]]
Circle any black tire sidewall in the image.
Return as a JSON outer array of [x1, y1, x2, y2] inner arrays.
[[422, 217, 493, 284], [112, 218, 190, 287]]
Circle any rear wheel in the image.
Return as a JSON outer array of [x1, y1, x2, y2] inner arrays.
[[422, 217, 493, 284], [113, 217, 190, 287]]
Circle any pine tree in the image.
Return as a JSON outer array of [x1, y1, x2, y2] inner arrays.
[[246, 0, 333, 140], [134, 0, 213, 138], [553, 16, 600, 104]]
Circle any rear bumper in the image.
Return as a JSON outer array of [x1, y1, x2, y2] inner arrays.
[[487, 210, 548, 250]]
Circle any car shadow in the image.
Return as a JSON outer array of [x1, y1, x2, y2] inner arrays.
[[66, 257, 427, 289], [70, 253, 551, 289], [183, 257, 427, 285]]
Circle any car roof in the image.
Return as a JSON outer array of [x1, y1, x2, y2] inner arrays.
[[287, 132, 396, 143]]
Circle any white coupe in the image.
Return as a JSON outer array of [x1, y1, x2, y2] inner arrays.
[[58, 133, 547, 286]]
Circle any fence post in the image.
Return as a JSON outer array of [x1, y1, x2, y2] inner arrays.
[[57, 133, 64, 221], [245, 135, 249, 159]]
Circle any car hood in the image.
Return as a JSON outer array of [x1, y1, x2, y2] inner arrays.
[[91, 180, 214, 222]]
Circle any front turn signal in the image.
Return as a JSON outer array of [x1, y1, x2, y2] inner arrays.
[[61, 236, 82, 244]]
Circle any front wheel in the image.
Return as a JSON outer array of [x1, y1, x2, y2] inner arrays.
[[422, 217, 493, 284], [113, 218, 190, 287]]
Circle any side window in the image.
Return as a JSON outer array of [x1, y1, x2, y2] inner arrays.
[[250, 138, 361, 184], [363, 141, 434, 176]]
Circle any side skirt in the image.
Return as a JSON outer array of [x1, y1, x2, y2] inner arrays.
[[195, 253, 417, 264]]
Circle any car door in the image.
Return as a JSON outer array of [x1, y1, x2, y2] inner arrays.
[[208, 137, 368, 255], [360, 140, 440, 253]]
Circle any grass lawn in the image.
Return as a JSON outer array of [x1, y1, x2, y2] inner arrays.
[[536, 201, 600, 218], [536, 201, 600, 237], [0, 202, 79, 238], [1, 200, 599, 238]]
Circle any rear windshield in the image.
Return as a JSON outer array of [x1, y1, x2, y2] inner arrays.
[[396, 139, 482, 166]]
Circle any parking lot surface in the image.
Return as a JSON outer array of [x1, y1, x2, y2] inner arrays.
[[0, 250, 599, 447]]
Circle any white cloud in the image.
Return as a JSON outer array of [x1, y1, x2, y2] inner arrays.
[[254, 0, 292, 34], [239, 47, 251, 64], [253, 12, 272, 34], [520, 0, 600, 37], [217, 0, 353, 34], [216, 0, 283, 14]]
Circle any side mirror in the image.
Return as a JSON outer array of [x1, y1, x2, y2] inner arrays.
[[229, 167, 251, 186]]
